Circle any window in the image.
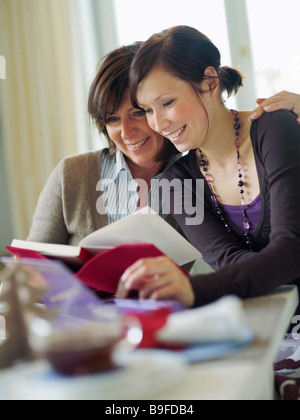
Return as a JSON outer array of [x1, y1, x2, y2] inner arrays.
[[114, 0, 231, 66], [114, 0, 300, 108], [113, 0, 245, 109], [246, 0, 300, 98]]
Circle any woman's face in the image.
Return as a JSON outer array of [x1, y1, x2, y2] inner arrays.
[[105, 89, 166, 168], [136, 67, 209, 153]]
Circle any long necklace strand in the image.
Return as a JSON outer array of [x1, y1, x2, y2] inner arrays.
[[199, 110, 252, 249]]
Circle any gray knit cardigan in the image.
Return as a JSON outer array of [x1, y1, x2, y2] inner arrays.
[[28, 149, 180, 246]]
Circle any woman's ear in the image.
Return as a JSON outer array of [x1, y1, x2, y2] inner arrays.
[[202, 67, 220, 96]]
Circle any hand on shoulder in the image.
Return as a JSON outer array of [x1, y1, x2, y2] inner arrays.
[[249, 91, 300, 125]]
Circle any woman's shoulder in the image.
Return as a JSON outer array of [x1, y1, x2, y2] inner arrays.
[[163, 150, 199, 180], [57, 149, 107, 179], [251, 110, 300, 155], [62, 149, 105, 168], [251, 110, 299, 140]]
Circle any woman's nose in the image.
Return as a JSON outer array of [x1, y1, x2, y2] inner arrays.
[[148, 112, 169, 135], [121, 119, 137, 140]]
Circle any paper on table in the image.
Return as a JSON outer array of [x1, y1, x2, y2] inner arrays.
[[157, 296, 250, 344]]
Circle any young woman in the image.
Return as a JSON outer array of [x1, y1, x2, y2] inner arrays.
[[118, 26, 300, 311]]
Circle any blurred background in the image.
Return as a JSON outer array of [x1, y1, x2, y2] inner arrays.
[[0, 0, 299, 255]]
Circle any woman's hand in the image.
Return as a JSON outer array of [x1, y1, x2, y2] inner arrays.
[[248, 91, 300, 124], [117, 256, 195, 308]]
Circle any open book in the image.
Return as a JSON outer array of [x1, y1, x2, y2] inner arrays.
[[7, 207, 201, 268], [6, 207, 202, 295]]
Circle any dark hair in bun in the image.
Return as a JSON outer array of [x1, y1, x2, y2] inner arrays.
[[130, 25, 244, 106], [219, 66, 243, 97]]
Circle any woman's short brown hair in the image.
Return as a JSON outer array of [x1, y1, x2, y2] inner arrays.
[[88, 43, 178, 162], [88, 43, 141, 156]]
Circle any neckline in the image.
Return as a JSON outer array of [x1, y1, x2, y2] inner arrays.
[[189, 123, 266, 237], [222, 194, 261, 210]]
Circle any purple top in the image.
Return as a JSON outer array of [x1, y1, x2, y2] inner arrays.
[[222, 195, 261, 230]]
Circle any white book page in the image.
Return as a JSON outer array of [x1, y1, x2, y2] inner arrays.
[[80, 207, 202, 266], [10, 239, 80, 257]]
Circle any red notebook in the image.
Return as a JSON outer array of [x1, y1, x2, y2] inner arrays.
[[6, 243, 169, 296]]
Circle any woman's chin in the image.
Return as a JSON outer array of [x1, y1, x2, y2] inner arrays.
[[173, 143, 191, 153]]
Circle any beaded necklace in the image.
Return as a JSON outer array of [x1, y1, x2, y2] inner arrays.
[[198, 110, 252, 249]]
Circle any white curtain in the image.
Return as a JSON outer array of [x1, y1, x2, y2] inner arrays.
[[0, 0, 118, 241]]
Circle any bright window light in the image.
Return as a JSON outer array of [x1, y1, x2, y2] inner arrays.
[[246, 0, 300, 97], [114, 0, 300, 103], [113, 0, 232, 68], [113, 0, 235, 107]]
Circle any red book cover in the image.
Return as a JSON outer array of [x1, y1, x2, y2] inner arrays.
[[5, 246, 50, 261], [6, 243, 177, 296], [75, 243, 165, 294]]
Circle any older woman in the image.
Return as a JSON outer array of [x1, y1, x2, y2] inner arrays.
[[27, 43, 179, 245]]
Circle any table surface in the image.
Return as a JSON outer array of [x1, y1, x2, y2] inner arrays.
[[155, 285, 299, 400], [0, 285, 298, 400]]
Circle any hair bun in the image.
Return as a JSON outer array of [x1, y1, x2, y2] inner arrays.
[[219, 66, 244, 97]]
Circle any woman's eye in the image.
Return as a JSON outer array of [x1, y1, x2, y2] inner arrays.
[[144, 108, 153, 114], [163, 100, 174, 107], [106, 116, 119, 124], [132, 110, 146, 118]]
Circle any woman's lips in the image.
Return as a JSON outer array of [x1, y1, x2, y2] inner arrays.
[[163, 125, 186, 141], [127, 137, 150, 151]]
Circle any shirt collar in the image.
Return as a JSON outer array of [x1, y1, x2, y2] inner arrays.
[[113, 149, 182, 180], [112, 149, 132, 181]]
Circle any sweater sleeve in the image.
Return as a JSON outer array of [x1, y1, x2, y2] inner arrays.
[[27, 150, 106, 245], [190, 110, 300, 307], [27, 158, 69, 244]]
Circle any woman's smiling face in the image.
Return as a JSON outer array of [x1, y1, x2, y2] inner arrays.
[[105, 89, 166, 168], [136, 67, 209, 153]]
